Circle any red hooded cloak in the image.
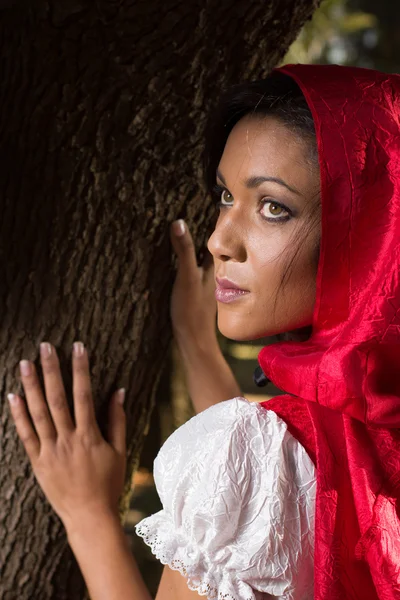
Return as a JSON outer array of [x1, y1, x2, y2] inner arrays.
[[259, 64, 400, 599]]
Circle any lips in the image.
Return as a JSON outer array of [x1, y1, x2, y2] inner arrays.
[[215, 277, 250, 304]]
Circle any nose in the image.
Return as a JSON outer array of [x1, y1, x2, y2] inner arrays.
[[207, 211, 247, 263]]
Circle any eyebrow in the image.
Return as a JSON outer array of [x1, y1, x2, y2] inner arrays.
[[216, 169, 301, 196]]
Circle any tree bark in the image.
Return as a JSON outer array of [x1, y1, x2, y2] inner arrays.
[[0, 0, 320, 597]]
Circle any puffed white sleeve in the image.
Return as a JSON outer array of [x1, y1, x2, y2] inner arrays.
[[135, 397, 316, 600]]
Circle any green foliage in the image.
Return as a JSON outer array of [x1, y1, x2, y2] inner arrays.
[[283, 0, 376, 64]]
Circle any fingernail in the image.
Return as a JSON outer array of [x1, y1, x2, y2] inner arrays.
[[117, 388, 125, 405], [7, 393, 18, 405], [73, 342, 84, 357], [19, 360, 31, 376], [40, 342, 52, 359], [172, 219, 185, 237]]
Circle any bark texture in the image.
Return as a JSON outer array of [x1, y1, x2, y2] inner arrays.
[[0, 0, 320, 597]]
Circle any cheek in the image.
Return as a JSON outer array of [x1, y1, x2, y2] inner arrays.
[[275, 238, 319, 327], [250, 231, 319, 332], [248, 231, 292, 292]]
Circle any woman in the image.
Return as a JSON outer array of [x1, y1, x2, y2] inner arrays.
[[7, 64, 400, 599]]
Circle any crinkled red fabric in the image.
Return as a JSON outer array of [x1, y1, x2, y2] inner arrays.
[[259, 64, 400, 599]]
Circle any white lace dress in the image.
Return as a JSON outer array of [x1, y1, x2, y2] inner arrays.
[[136, 397, 316, 599]]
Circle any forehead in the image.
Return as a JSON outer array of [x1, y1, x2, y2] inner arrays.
[[218, 115, 315, 187]]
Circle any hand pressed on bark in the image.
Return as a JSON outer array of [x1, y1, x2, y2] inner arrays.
[[170, 219, 217, 348], [6, 342, 213, 600], [7, 342, 127, 534], [170, 220, 242, 413]]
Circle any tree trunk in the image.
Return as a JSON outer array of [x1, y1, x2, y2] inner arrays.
[[0, 0, 320, 597]]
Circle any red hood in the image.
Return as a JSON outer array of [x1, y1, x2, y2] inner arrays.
[[259, 64, 400, 428], [259, 64, 400, 600]]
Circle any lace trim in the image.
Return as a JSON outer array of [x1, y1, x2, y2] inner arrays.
[[135, 520, 254, 600]]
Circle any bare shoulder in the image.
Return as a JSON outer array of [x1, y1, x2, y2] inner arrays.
[[156, 566, 203, 599]]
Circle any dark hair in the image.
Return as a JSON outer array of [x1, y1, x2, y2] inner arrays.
[[204, 72, 321, 337], [204, 71, 317, 193]]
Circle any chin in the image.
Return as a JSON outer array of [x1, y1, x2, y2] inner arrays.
[[217, 312, 313, 342], [217, 314, 273, 342]]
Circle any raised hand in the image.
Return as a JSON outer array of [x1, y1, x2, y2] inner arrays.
[[8, 342, 126, 534], [170, 219, 217, 346], [169, 220, 241, 414]]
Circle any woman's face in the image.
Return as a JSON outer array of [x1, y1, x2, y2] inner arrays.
[[207, 115, 321, 341]]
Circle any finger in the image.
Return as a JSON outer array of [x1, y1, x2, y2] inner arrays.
[[170, 220, 199, 282], [8, 394, 40, 461], [72, 342, 100, 436], [108, 389, 126, 455], [40, 343, 74, 434], [19, 360, 56, 442]]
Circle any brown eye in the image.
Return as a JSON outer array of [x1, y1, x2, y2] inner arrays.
[[220, 189, 233, 205], [261, 201, 288, 220]]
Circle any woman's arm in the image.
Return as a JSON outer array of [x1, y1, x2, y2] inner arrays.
[[175, 337, 242, 414], [8, 343, 153, 600], [67, 510, 152, 600], [170, 220, 241, 413], [156, 566, 207, 599]]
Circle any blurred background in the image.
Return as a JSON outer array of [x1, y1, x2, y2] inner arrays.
[[125, 0, 400, 594]]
